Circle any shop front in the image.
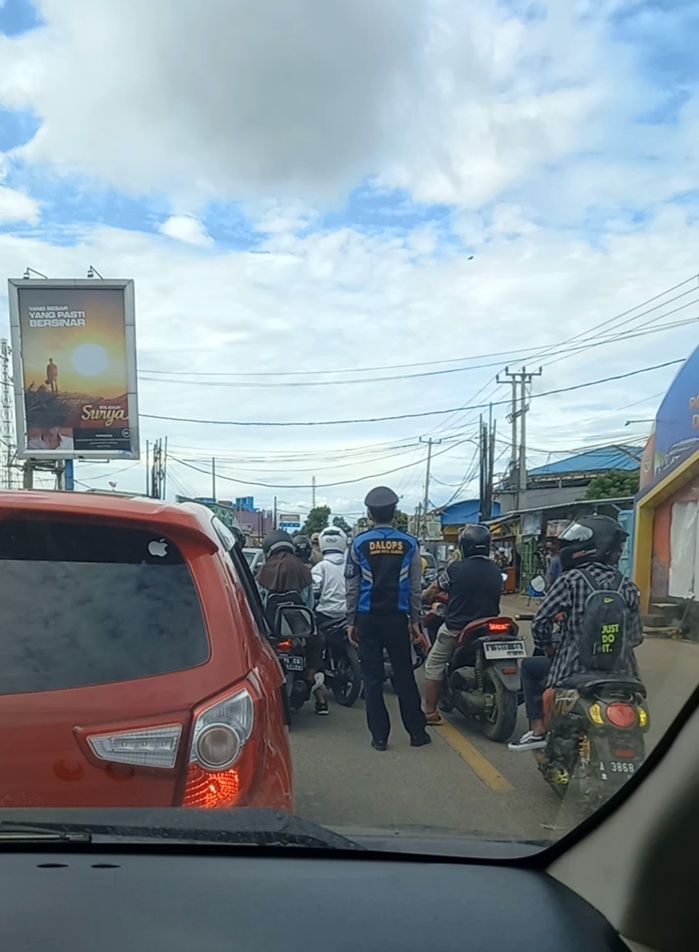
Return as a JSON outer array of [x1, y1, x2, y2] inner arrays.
[[634, 345, 699, 622]]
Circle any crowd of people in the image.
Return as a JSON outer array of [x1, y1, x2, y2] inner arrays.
[[255, 484, 643, 754]]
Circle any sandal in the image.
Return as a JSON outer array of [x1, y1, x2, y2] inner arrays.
[[425, 711, 443, 725]]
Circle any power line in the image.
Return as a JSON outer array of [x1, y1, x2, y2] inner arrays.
[[137, 311, 697, 390], [142, 357, 684, 428], [139, 273, 699, 380], [168, 439, 470, 490]]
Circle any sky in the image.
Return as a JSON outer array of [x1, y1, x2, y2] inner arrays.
[[0, 0, 698, 517]]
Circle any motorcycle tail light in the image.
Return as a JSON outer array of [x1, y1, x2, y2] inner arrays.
[[183, 687, 255, 808], [276, 639, 293, 652], [502, 666, 518, 675], [488, 621, 511, 633], [612, 748, 637, 759], [87, 724, 182, 769], [588, 703, 605, 725], [607, 703, 637, 729], [638, 707, 649, 729]]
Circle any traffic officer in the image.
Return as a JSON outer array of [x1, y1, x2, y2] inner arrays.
[[346, 486, 430, 751]]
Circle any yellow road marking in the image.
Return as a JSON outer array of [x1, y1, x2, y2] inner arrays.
[[435, 720, 513, 792]]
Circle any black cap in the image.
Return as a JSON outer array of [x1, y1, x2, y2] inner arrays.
[[364, 485, 399, 508]]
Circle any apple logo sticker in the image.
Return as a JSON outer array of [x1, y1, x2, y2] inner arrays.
[[148, 539, 168, 558]]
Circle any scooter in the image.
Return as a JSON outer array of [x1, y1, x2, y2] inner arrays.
[[439, 615, 524, 742], [537, 673, 649, 816], [317, 616, 363, 707]]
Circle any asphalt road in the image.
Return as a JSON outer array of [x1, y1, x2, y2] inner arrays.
[[290, 596, 699, 846]]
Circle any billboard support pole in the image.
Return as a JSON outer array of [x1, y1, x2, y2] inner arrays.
[[64, 459, 74, 491], [23, 461, 33, 489]]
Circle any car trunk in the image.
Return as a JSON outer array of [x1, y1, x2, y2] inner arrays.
[[0, 516, 247, 808]]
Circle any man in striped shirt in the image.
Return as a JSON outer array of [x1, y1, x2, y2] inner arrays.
[[509, 515, 643, 751]]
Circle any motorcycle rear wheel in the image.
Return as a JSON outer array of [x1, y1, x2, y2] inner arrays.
[[332, 646, 362, 707], [480, 669, 518, 742]]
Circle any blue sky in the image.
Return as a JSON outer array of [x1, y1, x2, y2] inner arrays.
[[0, 0, 697, 506]]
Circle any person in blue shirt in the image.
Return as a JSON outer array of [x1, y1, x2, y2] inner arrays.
[[345, 486, 430, 751]]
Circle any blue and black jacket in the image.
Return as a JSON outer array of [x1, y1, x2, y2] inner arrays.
[[345, 525, 422, 622]]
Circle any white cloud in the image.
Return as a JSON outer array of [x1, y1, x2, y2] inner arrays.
[[0, 184, 39, 223], [159, 215, 212, 247], [0, 206, 695, 511], [0, 1, 667, 211]]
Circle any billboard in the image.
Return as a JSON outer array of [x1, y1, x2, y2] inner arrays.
[[638, 344, 699, 495], [8, 279, 138, 459]]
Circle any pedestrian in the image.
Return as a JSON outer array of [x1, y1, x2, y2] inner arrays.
[[545, 537, 563, 590], [345, 486, 430, 751]]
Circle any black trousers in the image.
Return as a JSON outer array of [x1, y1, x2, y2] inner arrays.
[[357, 613, 427, 742]]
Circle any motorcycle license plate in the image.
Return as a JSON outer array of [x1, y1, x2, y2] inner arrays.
[[281, 655, 305, 672], [483, 640, 526, 660], [609, 761, 636, 775]]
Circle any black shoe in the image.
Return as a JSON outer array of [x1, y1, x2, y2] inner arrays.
[[371, 738, 388, 751], [410, 732, 432, 747], [315, 700, 329, 716]]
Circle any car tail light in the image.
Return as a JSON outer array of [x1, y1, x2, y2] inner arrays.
[[488, 621, 511, 633], [88, 724, 182, 769], [183, 687, 254, 809], [607, 703, 637, 729]]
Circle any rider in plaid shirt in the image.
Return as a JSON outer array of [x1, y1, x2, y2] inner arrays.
[[510, 515, 643, 751], [533, 562, 643, 687]]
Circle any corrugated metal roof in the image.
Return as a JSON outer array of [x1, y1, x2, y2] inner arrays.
[[528, 444, 643, 477]]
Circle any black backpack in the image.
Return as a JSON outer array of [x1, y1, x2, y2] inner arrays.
[[264, 590, 315, 640], [576, 569, 628, 672]]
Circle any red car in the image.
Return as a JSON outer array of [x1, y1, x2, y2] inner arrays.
[[0, 491, 293, 811]]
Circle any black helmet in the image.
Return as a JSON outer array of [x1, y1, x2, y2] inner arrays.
[[292, 534, 312, 562], [262, 530, 294, 557], [459, 524, 491, 559], [558, 515, 628, 571]]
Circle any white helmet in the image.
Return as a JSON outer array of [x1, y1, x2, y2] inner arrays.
[[319, 526, 347, 555]]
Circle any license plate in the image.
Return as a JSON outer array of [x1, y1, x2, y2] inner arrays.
[[483, 640, 526, 660], [281, 655, 305, 672], [609, 760, 636, 775]]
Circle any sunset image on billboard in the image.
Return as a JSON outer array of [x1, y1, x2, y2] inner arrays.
[[14, 284, 137, 457]]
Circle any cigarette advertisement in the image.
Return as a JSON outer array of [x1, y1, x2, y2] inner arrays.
[[8, 279, 139, 459]]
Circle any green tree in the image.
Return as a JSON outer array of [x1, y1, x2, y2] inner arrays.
[[332, 515, 352, 534], [394, 508, 409, 532], [584, 470, 640, 500], [302, 505, 331, 535]]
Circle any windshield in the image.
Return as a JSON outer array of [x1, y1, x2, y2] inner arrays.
[[0, 1, 696, 856]]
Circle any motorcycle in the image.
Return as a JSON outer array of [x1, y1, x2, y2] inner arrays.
[[317, 616, 363, 707], [536, 672, 649, 815], [439, 615, 524, 742], [383, 638, 427, 692], [268, 596, 321, 714]]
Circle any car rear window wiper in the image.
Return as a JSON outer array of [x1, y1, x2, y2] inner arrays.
[[0, 823, 92, 844]]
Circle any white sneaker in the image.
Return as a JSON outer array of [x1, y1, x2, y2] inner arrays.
[[508, 729, 547, 751]]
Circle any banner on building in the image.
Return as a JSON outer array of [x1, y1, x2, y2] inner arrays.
[[8, 279, 139, 459]]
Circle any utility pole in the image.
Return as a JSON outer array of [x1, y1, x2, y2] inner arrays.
[[497, 366, 541, 507], [311, 475, 316, 509], [273, 495, 278, 530], [497, 368, 520, 484], [419, 436, 442, 541], [145, 440, 150, 495], [1, 339, 17, 489], [211, 456, 216, 501], [518, 366, 542, 500]]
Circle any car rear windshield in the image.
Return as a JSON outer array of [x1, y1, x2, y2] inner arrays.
[[0, 519, 210, 694]]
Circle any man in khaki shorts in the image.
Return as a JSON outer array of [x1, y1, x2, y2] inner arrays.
[[422, 525, 502, 724]]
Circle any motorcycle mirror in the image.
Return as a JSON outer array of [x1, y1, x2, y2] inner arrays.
[[274, 605, 315, 640]]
